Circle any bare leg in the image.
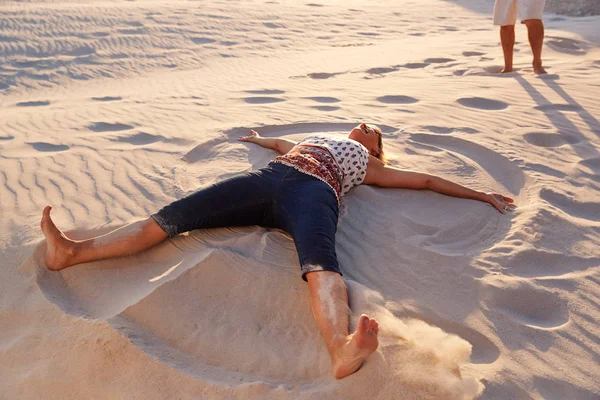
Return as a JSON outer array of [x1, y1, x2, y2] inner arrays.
[[500, 25, 515, 73], [523, 19, 546, 74], [40, 205, 168, 271], [306, 271, 379, 379]]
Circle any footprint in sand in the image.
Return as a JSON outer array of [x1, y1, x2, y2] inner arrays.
[[422, 126, 479, 135], [124, 20, 144, 27], [462, 51, 485, 57], [483, 280, 569, 329], [88, 122, 134, 132], [243, 97, 286, 104], [303, 96, 340, 104], [63, 46, 96, 57], [376, 95, 419, 105], [492, 246, 600, 278], [245, 89, 285, 95], [304, 96, 341, 111], [423, 58, 455, 64], [311, 106, 340, 112], [306, 72, 341, 79], [402, 62, 430, 69], [422, 126, 454, 134], [91, 96, 122, 102], [111, 132, 166, 146], [523, 132, 580, 148], [90, 31, 110, 37], [263, 22, 284, 29], [16, 100, 50, 107], [540, 188, 600, 222], [366, 67, 397, 75], [27, 142, 70, 152], [117, 28, 146, 35], [357, 31, 379, 37], [191, 37, 217, 45], [457, 97, 509, 111]]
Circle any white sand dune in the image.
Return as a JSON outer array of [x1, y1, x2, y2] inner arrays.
[[1, 0, 600, 399]]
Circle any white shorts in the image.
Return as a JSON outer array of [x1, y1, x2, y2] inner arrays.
[[493, 0, 546, 26]]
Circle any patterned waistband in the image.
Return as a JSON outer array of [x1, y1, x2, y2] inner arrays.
[[272, 145, 343, 204]]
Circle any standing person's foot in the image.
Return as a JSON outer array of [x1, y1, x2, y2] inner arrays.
[[533, 61, 546, 74], [331, 314, 379, 379], [40, 206, 77, 271], [500, 67, 513, 73]]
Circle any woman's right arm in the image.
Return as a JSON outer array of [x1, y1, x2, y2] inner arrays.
[[238, 130, 297, 154]]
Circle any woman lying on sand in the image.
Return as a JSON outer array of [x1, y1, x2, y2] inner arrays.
[[41, 123, 516, 379]]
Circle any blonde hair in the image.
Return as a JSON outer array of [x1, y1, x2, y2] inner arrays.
[[370, 124, 388, 164]]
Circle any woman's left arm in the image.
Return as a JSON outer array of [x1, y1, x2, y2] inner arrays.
[[363, 157, 516, 214]]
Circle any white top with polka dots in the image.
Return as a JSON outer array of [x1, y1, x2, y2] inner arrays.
[[297, 134, 370, 196]]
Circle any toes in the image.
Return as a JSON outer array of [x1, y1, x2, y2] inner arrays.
[[357, 315, 380, 335], [41, 206, 59, 235], [42, 205, 52, 220], [358, 314, 370, 331], [41, 206, 52, 229], [368, 320, 379, 334]]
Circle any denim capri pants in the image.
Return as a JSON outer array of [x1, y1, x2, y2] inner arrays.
[[151, 162, 341, 280]]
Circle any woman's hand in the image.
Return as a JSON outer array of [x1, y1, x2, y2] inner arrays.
[[238, 129, 260, 143], [485, 193, 517, 214]]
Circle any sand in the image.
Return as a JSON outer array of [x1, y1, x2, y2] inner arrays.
[[1, 0, 599, 399]]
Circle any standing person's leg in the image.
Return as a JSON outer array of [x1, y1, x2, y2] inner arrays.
[[278, 172, 379, 378], [521, 0, 547, 73], [41, 166, 280, 271], [523, 19, 545, 73], [500, 25, 516, 73], [493, 0, 518, 73]]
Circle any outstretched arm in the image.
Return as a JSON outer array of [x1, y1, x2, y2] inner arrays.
[[363, 157, 516, 214], [238, 130, 297, 154]]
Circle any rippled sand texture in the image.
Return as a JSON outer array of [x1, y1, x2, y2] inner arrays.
[[1, 0, 600, 399]]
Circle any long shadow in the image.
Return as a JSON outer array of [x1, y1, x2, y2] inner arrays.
[[543, 78, 600, 138], [513, 74, 600, 163]]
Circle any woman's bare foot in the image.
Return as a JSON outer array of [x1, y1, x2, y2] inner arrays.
[[40, 206, 77, 271], [332, 314, 379, 379]]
